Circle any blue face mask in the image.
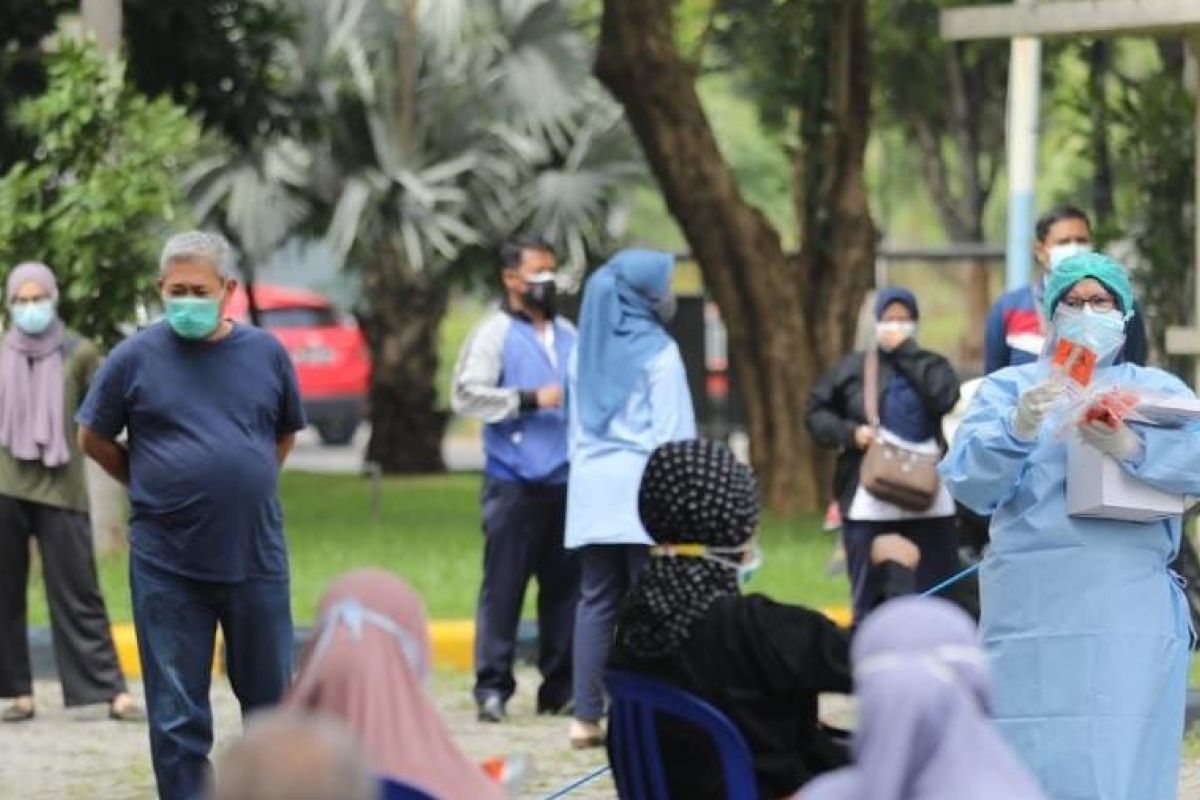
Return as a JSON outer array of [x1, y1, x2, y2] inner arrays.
[[165, 297, 222, 340], [1053, 305, 1126, 362], [10, 300, 56, 335]]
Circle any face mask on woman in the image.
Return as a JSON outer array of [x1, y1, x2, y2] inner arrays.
[[10, 300, 56, 335], [875, 320, 917, 349], [1053, 305, 1126, 362]]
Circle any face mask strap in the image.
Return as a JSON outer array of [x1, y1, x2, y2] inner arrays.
[[296, 598, 427, 697]]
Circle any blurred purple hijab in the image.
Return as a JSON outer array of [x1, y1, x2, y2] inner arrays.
[[0, 262, 69, 467], [801, 597, 1045, 800]]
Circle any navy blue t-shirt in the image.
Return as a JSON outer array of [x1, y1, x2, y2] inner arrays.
[[76, 322, 306, 582]]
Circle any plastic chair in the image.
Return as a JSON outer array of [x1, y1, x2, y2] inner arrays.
[[379, 777, 439, 800], [604, 670, 758, 800]]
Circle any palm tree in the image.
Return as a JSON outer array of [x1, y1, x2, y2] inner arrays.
[[189, 0, 642, 471]]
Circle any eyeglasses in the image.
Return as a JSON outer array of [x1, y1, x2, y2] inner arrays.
[[10, 295, 50, 307], [1059, 295, 1117, 313]]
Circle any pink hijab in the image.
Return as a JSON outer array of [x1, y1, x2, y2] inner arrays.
[[285, 569, 504, 800]]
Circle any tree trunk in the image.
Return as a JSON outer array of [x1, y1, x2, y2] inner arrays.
[[358, 249, 448, 473], [596, 0, 874, 512], [1087, 40, 1115, 228]]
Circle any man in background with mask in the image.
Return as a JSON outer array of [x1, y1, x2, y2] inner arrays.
[[984, 204, 1148, 374], [77, 231, 305, 800], [451, 235, 579, 724]]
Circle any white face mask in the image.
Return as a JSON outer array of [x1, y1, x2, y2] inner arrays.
[[875, 321, 917, 349], [649, 540, 763, 586], [1047, 243, 1092, 271]]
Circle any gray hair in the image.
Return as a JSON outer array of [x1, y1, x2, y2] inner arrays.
[[159, 230, 234, 279], [211, 710, 377, 800]]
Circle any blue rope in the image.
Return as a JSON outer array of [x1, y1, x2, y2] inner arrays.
[[541, 764, 611, 800], [920, 562, 981, 597], [541, 561, 982, 798]]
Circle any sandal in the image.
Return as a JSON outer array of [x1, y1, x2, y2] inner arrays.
[[108, 698, 145, 723], [1, 701, 35, 723]]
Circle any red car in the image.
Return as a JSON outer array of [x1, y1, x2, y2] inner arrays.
[[227, 285, 370, 445]]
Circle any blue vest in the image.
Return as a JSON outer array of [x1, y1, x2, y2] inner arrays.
[[483, 315, 575, 484]]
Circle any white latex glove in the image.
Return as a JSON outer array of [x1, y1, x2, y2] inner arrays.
[[1013, 380, 1068, 440], [1079, 419, 1143, 461]]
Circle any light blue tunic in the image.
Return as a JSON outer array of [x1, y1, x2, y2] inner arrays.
[[564, 342, 696, 549], [940, 362, 1195, 800]]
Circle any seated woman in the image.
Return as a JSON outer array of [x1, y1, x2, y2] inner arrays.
[[800, 597, 1045, 800], [609, 439, 920, 800], [284, 569, 504, 800]]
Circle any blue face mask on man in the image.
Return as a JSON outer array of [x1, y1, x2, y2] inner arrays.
[[10, 300, 56, 335], [164, 297, 222, 340]]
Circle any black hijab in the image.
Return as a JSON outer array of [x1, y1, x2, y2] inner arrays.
[[617, 439, 759, 660]]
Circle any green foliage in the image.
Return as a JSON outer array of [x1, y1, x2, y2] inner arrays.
[[0, 40, 199, 346], [123, 0, 310, 147], [0, 0, 76, 170], [1110, 64, 1195, 364]]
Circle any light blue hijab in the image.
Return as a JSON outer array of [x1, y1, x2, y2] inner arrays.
[[575, 249, 674, 434]]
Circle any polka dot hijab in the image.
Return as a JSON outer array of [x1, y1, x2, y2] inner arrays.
[[617, 439, 759, 661]]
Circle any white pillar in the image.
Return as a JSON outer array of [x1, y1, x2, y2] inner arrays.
[[1004, 1, 1042, 291], [79, 0, 121, 54]]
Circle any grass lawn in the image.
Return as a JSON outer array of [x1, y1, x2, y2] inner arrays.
[[26, 471, 849, 626]]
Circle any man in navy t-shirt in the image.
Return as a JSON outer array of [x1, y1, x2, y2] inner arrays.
[[77, 231, 305, 800]]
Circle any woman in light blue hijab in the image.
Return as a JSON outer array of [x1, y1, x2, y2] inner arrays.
[[564, 249, 696, 748], [941, 253, 1198, 799]]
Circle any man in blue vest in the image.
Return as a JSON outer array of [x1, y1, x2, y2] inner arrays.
[[452, 236, 579, 723]]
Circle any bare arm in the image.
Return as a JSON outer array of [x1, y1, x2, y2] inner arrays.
[[78, 425, 129, 486], [276, 432, 297, 466]]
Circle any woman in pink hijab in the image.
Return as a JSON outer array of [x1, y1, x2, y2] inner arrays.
[[285, 569, 504, 800]]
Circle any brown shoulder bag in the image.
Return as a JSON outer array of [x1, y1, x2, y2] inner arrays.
[[857, 348, 941, 511]]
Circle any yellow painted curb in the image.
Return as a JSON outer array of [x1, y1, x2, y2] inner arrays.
[[428, 620, 475, 671], [111, 623, 224, 679], [820, 606, 854, 628], [110, 609, 853, 679]]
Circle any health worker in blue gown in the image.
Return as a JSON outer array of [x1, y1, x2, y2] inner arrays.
[[940, 252, 1196, 800]]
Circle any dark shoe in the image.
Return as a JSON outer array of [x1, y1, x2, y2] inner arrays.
[[108, 699, 145, 723], [1, 702, 34, 723], [537, 698, 574, 717], [477, 695, 506, 723]]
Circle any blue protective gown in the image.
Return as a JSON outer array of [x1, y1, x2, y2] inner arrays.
[[940, 362, 1195, 800]]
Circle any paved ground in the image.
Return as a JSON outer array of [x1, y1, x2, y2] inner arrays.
[[2, 670, 1198, 799]]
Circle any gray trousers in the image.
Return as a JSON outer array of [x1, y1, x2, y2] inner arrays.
[[0, 494, 125, 705]]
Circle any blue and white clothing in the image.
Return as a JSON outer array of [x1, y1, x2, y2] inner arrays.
[[451, 306, 575, 485], [940, 362, 1197, 799], [564, 342, 695, 549]]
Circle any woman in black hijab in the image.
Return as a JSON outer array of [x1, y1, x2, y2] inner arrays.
[[610, 439, 918, 800]]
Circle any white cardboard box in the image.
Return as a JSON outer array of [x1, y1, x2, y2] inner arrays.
[[1066, 437, 1183, 522]]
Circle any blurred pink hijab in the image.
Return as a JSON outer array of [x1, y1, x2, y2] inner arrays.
[[285, 569, 503, 800]]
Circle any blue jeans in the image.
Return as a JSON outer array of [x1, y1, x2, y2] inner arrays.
[[130, 557, 293, 800]]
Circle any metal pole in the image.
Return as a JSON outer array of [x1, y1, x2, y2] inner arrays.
[[1004, 1, 1042, 291]]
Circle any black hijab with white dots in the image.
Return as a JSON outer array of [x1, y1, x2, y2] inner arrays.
[[617, 439, 759, 661]]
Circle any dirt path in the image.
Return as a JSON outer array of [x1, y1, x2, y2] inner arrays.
[[2, 671, 1197, 799]]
